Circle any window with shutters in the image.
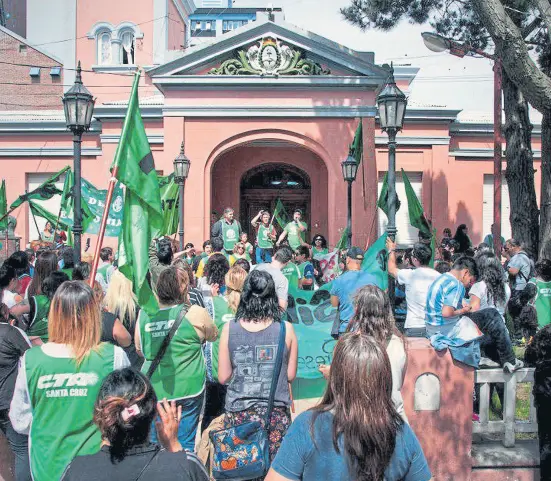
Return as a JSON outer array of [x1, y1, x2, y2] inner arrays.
[[89, 22, 142, 70]]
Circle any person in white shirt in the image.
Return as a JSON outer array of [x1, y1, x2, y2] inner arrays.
[[469, 255, 511, 320], [0, 263, 21, 309], [387, 239, 439, 337]]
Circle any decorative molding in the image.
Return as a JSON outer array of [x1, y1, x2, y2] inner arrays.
[[91, 65, 138, 73], [451, 122, 542, 137], [148, 20, 389, 79], [87, 21, 144, 39], [402, 108, 462, 123], [100, 133, 164, 144], [0, 121, 102, 134], [375, 135, 451, 146], [93, 106, 164, 120], [152, 75, 384, 92], [450, 148, 542, 159], [209, 37, 330, 76], [162, 105, 378, 118], [0, 147, 102, 157]]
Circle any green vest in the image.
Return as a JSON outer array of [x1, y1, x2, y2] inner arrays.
[[282, 263, 301, 289], [284, 221, 307, 250], [61, 268, 73, 280], [138, 305, 205, 400], [533, 279, 551, 328], [230, 252, 251, 265], [312, 247, 328, 257], [28, 295, 50, 342], [25, 343, 115, 481], [222, 221, 240, 251], [257, 224, 273, 249], [210, 296, 234, 381], [96, 264, 111, 284]]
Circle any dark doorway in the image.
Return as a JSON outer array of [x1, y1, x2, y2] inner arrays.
[[240, 163, 311, 240]]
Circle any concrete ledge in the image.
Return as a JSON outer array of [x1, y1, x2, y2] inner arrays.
[[472, 440, 540, 468], [471, 468, 540, 481]]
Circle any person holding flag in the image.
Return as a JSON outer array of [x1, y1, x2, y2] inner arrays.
[[211, 207, 242, 256], [251, 209, 276, 264], [277, 209, 308, 250]]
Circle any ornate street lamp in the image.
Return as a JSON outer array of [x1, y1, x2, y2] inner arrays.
[[173, 141, 191, 250], [62, 61, 95, 262], [377, 64, 407, 306], [341, 151, 359, 249]]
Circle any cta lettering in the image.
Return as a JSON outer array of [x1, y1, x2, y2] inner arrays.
[[38, 372, 99, 398], [145, 319, 175, 337]]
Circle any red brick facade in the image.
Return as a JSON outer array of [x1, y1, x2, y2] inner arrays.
[[0, 26, 63, 111]]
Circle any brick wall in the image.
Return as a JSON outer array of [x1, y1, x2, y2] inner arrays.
[[0, 28, 63, 110]]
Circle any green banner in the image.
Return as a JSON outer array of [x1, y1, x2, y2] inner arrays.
[[59, 178, 124, 237], [289, 234, 389, 399], [158, 173, 180, 236]]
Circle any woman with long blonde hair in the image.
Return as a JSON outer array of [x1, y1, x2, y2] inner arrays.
[[9, 281, 130, 481], [202, 265, 247, 431], [104, 270, 139, 333]]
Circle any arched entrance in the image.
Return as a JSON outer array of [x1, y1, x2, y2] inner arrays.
[[210, 141, 329, 241], [240, 163, 311, 234]]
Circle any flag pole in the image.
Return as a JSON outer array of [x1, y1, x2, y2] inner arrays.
[[29, 207, 43, 241], [89, 170, 119, 286], [89, 69, 141, 286]]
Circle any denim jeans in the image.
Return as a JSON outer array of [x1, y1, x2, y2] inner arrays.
[[150, 392, 204, 451], [467, 308, 516, 366], [0, 409, 31, 481], [255, 247, 273, 264]]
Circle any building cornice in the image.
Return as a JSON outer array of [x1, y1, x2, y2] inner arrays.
[[0, 147, 102, 157], [375, 135, 450, 146], [152, 75, 385, 92], [100, 134, 164, 144], [162, 105, 378, 118], [450, 148, 542, 159], [451, 121, 542, 137], [0, 121, 102, 134], [92, 106, 164, 120]]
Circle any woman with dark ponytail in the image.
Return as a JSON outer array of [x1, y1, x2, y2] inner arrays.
[[266, 335, 432, 481], [61, 368, 208, 480]]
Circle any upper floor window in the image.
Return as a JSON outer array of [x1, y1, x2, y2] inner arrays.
[[191, 20, 217, 37], [222, 20, 247, 32], [88, 22, 143, 68]]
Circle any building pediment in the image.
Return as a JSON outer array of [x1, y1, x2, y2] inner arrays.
[[148, 19, 388, 82]]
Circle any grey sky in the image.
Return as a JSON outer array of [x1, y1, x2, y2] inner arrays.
[[235, 0, 496, 118]]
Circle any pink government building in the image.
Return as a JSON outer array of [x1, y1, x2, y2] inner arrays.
[[0, 0, 543, 251]]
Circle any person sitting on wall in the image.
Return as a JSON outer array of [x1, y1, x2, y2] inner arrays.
[[426, 256, 522, 371], [211, 207, 242, 256]]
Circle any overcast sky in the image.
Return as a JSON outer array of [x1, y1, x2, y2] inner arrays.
[[234, 0, 498, 118]]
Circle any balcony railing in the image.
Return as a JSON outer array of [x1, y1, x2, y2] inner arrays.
[[473, 367, 537, 447]]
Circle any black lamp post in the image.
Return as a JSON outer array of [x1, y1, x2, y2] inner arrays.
[[341, 151, 359, 249], [173, 141, 191, 250], [377, 64, 407, 305], [62, 61, 95, 262]]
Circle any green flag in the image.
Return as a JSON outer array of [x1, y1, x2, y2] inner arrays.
[[350, 119, 362, 164], [115, 73, 163, 315], [0, 180, 6, 231], [59, 170, 94, 233], [377, 172, 401, 218], [401, 169, 431, 236], [158, 173, 179, 236], [334, 227, 349, 251], [10, 166, 70, 210], [29, 200, 71, 231], [272, 198, 288, 229]]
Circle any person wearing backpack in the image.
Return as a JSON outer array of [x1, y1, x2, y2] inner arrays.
[[504, 239, 535, 338]]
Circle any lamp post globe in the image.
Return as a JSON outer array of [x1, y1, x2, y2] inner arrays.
[[341, 152, 358, 249], [62, 61, 95, 263], [421, 32, 451, 53], [173, 141, 191, 250]]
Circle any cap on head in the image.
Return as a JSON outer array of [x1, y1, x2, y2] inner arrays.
[[294, 209, 302, 215], [347, 246, 364, 261]]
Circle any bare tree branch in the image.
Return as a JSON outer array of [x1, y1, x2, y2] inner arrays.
[[471, 0, 551, 113], [530, 0, 551, 43]]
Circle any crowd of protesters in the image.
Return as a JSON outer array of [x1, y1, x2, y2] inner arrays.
[[0, 209, 550, 480]]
